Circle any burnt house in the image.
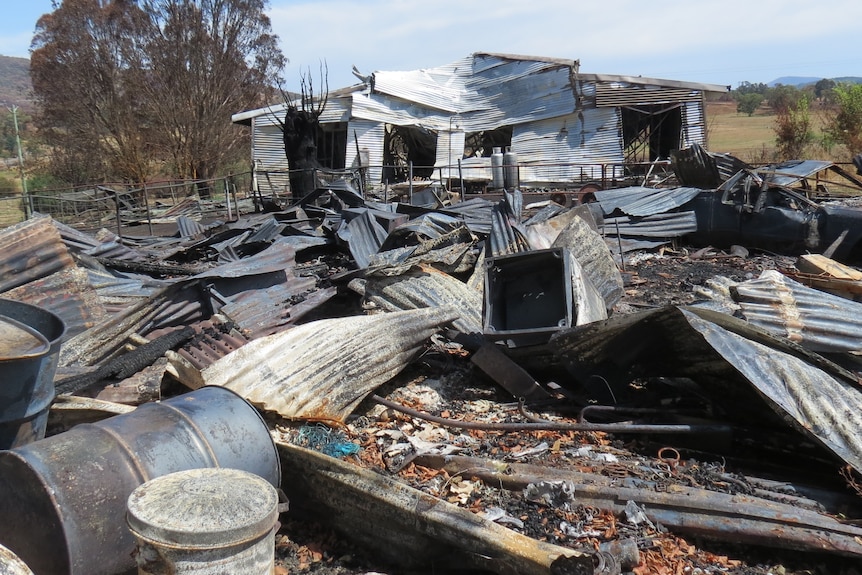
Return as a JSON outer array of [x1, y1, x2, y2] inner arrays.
[[232, 52, 728, 197]]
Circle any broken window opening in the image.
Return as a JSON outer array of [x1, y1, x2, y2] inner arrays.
[[316, 122, 347, 170], [621, 104, 683, 173], [382, 125, 437, 182], [465, 126, 513, 159]]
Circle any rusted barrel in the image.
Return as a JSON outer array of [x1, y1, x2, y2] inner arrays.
[[0, 298, 65, 450], [127, 468, 280, 574], [0, 386, 280, 575]]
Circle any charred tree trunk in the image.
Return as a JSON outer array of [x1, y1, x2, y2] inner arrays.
[[283, 106, 322, 200]]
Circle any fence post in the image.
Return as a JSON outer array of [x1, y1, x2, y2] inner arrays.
[[142, 182, 153, 235], [224, 177, 233, 220]]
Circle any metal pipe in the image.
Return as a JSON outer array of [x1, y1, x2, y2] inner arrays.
[[373, 395, 732, 435]]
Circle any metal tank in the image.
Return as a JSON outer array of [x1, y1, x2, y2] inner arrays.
[[0, 385, 280, 575], [0, 299, 65, 450]]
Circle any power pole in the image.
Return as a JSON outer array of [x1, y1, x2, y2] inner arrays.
[[8, 105, 30, 218]]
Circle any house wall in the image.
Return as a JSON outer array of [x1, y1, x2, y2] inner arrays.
[[346, 119, 386, 185]]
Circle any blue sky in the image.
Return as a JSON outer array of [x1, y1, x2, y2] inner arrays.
[[3, 0, 860, 93]]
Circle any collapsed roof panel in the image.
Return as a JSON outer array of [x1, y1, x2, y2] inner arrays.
[[550, 306, 862, 475], [195, 306, 459, 423], [732, 270, 862, 353], [0, 215, 75, 293]]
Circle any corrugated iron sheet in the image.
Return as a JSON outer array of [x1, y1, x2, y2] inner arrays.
[[595, 82, 701, 108], [199, 306, 459, 422], [602, 212, 698, 238], [1, 267, 106, 338], [731, 270, 862, 353], [346, 118, 385, 184], [343, 210, 388, 269], [219, 283, 333, 339], [550, 305, 862, 475], [514, 108, 625, 183], [355, 265, 482, 334], [0, 215, 76, 293], [594, 186, 702, 217]]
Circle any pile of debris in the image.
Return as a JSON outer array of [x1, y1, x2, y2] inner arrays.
[[2, 180, 862, 575]]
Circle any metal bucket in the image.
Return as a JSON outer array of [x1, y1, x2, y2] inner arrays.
[[127, 468, 280, 575], [0, 299, 65, 450], [0, 386, 280, 575]]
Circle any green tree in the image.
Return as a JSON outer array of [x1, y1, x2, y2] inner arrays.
[[736, 93, 763, 116], [824, 83, 862, 154], [814, 78, 836, 100], [774, 96, 812, 160]]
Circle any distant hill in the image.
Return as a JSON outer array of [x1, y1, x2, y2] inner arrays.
[[0, 55, 33, 111], [768, 75, 862, 87]]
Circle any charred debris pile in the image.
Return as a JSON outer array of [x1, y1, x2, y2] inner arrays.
[[3, 179, 862, 575]]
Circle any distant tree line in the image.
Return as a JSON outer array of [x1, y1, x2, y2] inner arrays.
[[731, 79, 862, 161], [29, 0, 285, 189]]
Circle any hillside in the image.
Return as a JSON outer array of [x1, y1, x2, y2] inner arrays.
[[0, 55, 33, 111]]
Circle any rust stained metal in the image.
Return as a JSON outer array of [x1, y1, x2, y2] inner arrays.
[[731, 270, 862, 353], [220, 284, 336, 339], [1, 267, 106, 339], [0, 215, 76, 294], [199, 306, 459, 423]]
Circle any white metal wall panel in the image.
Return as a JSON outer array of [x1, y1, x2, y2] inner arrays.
[[434, 130, 466, 180], [346, 119, 385, 184], [681, 101, 706, 148], [252, 120, 290, 196], [513, 108, 624, 184]]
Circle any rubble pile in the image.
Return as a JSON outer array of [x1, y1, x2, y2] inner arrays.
[[2, 183, 862, 575]]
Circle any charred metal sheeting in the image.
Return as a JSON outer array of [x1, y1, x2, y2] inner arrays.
[[550, 305, 862, 475], [757, 159, 834, 186], [176, 215, 206, 239], [602, 211, 699, 238], [196, 307, 459, 423], [550, 208, 624, 310], [219, 284, 336, 339], [169, 319, 250, 372], [350, 265, 482, 335], [368, 226, 478, 277], [489, 200, 531, 257], [731, 270, 862, 353], [2, 267, 105, 339], [277, 442, 596, 575], [192, 239, 299, 279], [0, 215, 76, 294], [593, 186, 702, 217], [671, 143, 750, 188], [439, 197, 497, 235], [59, 280, 209, 367], [342, 209, 389, 269], [470, 342, 550, 399], [420, 454, 862, 558]]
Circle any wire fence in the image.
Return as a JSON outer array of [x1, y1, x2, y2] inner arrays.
[[3, 158, 858, 233]]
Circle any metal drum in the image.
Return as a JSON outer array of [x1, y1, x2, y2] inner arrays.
[[0, 298, 65, 450], [0, 386, 280, 575]]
